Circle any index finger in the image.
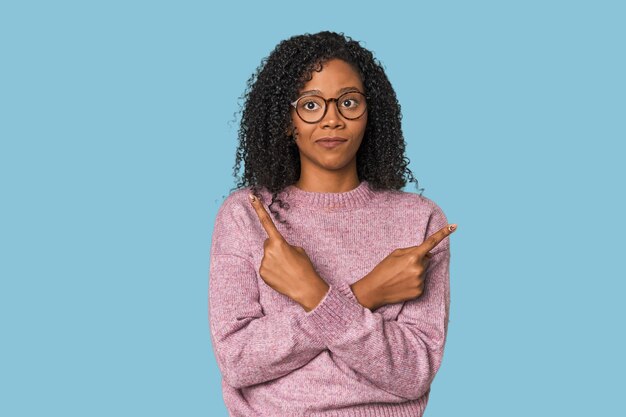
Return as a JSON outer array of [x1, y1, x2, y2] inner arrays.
[[416, 224, 457, 255], [249, 193, 285, 242]]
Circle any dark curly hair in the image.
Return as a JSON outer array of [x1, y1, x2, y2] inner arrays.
[[228, 30, 424, 228]]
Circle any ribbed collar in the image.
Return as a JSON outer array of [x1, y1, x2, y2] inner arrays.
[[283, 180, 375, 209]]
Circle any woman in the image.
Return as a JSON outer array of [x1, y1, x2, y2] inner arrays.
[[209, 31, 457, 417]]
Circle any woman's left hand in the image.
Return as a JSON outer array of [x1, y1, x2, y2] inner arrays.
[[249, 193, 329, 311]]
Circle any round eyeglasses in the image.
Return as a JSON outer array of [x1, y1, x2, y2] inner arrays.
[[290, 91, 368, 124]]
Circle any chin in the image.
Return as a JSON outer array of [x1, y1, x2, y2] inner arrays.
[[320, 159, 356, 171]]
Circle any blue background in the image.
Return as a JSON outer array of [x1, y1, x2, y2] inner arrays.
[[1, 0, 624, 416]]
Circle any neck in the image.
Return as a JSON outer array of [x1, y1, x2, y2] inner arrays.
[[294, 169, 360, 193], [285, 180, 374, 210]]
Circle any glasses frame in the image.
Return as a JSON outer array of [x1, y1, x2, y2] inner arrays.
[[290, 91, 368, 124]]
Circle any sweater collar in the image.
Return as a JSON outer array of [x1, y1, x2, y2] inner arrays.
[[283, 180, 375, 209]]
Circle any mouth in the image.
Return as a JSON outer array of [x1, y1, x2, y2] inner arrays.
[[315, 137, 348, 149]]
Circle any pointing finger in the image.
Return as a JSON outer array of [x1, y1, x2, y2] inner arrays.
[[417, 224, 457, 256], [249, 193, 285, 242]]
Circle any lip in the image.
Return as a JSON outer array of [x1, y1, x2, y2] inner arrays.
[[316, 137, 347, 149], [315, 137, 348, 142]]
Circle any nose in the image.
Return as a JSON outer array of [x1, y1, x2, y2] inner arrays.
[[320, 99, 345, 129]]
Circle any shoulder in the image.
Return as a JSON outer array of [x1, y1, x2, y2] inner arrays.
[[211, 186, 258, 255], [217, 186, 252, 210], [411, 193, 449, 253], [374, 187, 448, 223], [213, 186, 256, 231], [374, 188, 450, 251]]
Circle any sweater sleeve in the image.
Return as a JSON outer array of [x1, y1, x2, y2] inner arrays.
[[302, 204, 451, 400], [208, 194, 326, 389]]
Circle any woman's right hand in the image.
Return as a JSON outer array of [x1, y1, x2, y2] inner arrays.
[[351, 224, 457, 310]]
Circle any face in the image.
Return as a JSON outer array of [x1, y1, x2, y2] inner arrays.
[[290, 58, 368, 176]]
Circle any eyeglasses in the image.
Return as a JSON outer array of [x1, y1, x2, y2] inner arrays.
[[290, 91, 368, 124]]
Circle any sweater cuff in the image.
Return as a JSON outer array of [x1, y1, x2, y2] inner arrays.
[[304, 282, 365, 343]]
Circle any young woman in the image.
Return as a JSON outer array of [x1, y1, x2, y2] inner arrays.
[[209, 31, 457, 417]]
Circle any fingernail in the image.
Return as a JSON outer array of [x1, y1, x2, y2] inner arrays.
[[448, 224, 457, 232], [249, 193, 256, 202]]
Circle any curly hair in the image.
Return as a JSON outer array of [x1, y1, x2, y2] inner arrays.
[[228, 30, 424, 228]]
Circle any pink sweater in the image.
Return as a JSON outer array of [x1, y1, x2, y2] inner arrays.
[[208, 180, 451, 417]]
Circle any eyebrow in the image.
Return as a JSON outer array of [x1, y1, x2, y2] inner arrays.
[[299, 86, 363, 96]]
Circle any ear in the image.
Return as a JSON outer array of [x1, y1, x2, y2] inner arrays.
[[285, 124, 298, 139]]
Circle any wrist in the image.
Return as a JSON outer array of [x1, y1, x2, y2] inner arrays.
[[298, 277, 329, 312], [351, 277, 377, 311]]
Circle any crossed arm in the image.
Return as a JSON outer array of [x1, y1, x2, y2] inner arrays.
[[209, 248, 450, 399], [209, 253, 326, 389], [208, 196, 452, 398]]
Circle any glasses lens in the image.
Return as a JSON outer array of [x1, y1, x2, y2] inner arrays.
[[296, 96, 326, 123], [338, 92, 366, 120]]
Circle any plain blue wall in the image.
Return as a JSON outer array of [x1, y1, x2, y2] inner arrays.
[[1, 1, 624, 416]]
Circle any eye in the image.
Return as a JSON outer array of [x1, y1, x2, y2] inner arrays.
[[338, 92, 363, 109], [341, 98, 358, 108], [303, 100, 320, 110], [298, 96, 324, 112]]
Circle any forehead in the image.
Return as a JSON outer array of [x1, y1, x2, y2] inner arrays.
[[299, 59, 364, 95]]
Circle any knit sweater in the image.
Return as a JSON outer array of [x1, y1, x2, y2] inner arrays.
[[208, 180, 451, 417]]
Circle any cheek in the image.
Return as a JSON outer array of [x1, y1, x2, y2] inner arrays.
[[293, 121, 315, 140], [353, 119, 367, 139]]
